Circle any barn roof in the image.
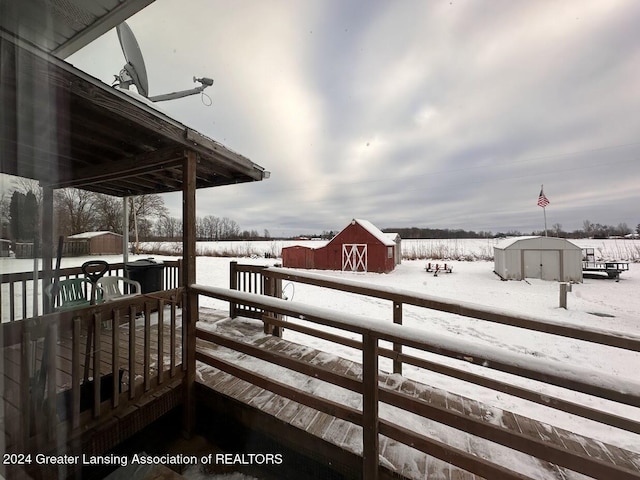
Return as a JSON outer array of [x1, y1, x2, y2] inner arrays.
[[329, 219, 396, 247]]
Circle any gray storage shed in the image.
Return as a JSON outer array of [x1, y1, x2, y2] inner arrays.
[[494, 236, 583, 282]]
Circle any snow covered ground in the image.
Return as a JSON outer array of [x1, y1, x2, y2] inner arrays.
[[189, 254, 640, 479], [1, 238, 639, 477], [191, 256, 640, 450]]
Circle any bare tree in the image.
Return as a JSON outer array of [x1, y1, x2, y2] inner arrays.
[[615, 222, 630, 236], [14, 178, 43, 204], [156, 215, 182, 239], [128, 195, 169, 251], [55, 188, 96, 236], [93, 193, 123, 233]]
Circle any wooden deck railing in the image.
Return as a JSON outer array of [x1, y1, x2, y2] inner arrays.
[[229, 261, 283, 334], [209, 264, 640, 479], [1, 288, 184, 456], [0, 260, 182, 322]]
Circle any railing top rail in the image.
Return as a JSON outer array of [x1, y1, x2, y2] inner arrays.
[[2, 287, 184, 347], [261, 266, 640, 352], [1, 260, 180, 284], [1, 262, 127, 283], [192, 284, 640, 408]]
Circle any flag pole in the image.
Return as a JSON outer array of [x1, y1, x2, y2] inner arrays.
[[541, 184, 547, 236], [537, 184, 549, 237]]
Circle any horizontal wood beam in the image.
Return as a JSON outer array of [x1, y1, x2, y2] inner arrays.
[[44, 146, 187, 190], [185, 129, 267, 181]]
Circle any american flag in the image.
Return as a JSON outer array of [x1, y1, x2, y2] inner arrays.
[[537, 188, 550, 208]]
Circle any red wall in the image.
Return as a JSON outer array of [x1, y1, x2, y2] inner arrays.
[[282, 245, 315, 269], [282, 222, 395, 273]]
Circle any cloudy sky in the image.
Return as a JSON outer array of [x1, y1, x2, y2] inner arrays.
[[68, 0, 640, 237]]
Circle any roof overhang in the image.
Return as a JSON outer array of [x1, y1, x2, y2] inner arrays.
[[0, 0, 155, 59], [1, 29, 269, 197]]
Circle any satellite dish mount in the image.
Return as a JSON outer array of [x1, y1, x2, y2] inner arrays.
[[114, 22, 213, 102]]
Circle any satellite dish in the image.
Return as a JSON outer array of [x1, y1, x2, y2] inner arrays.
[[116, 22, 149, 97], [114, 22, 213, 103]]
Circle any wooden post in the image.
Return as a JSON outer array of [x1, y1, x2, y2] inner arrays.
[[182, 150, 197, 438], [123, 196, 129, 265], [362, 333, 379, 480], [273, 276, 283, 337], [559, 282, 570, 309], [46, 323, 57, 440], [393, 301, 403, 375], [229, 261, 238, 318], [42, 186, 54, 314], [263, 275, 274, 334]]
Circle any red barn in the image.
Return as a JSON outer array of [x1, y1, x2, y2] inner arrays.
[[282, 219, 400, 273]]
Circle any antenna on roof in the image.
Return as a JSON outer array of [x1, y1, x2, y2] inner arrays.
[[114, 22, 213, 102]]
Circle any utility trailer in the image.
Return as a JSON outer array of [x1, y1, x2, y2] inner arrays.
[[582, 248, 629, 279]]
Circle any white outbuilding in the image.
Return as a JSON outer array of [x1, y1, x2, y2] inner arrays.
[[493, 236, 583, 282]]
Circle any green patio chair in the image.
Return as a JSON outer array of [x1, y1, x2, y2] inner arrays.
[[45, 278, 102, 311]]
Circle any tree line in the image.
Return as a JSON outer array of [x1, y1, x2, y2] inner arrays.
[[382, 221, 640, 240], [0, 181, 264, 244]]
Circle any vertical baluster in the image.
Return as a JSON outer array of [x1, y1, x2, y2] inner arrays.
[[20, 330, 31, 449], [93, 313, 101, 418], [157, 298, 165, 385], [393, 302, 403, 375], [72, 318, 81, 429], [170, 296, 176, 377], [46, 323, 57, 440], [129, 305, 136, 400], [10, 282, 15, 322], [112, 309, 120, 409], [21, 280, 27, 320], [144, 302, 151, 392]]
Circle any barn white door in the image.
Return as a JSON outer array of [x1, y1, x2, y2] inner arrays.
[[342, 244, 367, 272]]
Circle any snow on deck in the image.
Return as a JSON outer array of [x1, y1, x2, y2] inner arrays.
[[195, 311, 640, 480]]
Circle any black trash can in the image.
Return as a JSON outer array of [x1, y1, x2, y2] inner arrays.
[[126, 258, 164, 293]]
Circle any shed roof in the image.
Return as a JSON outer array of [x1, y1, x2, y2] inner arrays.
[[68, 231, 122, 239], [494, 236, 581, 250]]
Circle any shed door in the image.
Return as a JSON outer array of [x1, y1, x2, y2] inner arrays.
[[342, 244, 367, 272], [523, 250, 560, 280]]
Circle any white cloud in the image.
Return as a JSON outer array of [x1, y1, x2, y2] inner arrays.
[[67, 0, 640, 235]]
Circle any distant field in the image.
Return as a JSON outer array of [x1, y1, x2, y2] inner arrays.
[[140, 238, 640, 262]]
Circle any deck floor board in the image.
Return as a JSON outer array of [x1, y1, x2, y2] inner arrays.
[[2, 310, 184, 452], [195, 314, 640, 480]]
